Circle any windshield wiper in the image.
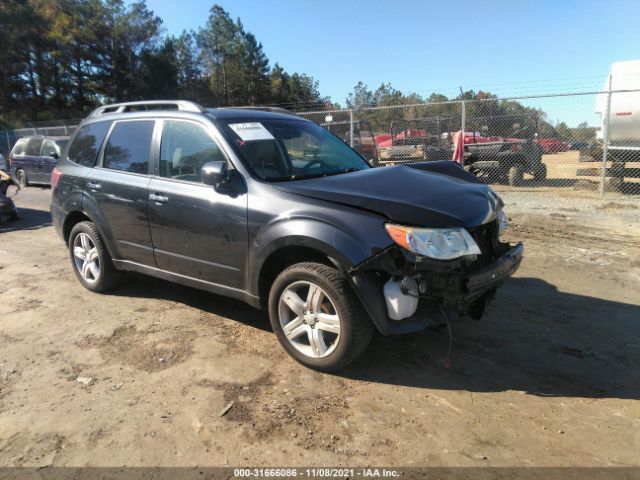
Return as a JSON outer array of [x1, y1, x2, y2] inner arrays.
[[323, 168, 360, 177], [263, 173, 323, 182], [264, 168, 361, 182]]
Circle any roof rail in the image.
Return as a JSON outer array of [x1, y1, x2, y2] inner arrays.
[[221, 106, 297, 116], [87, 100, 206, 118]]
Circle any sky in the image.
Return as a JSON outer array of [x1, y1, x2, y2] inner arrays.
[[142, 0, 640, 126]]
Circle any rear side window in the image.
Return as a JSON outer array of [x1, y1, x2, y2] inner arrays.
[[25, 138, 43, 156], [11, 139, 27, 156], [103, 121, 154, 174], [68, 122, 111, 167]]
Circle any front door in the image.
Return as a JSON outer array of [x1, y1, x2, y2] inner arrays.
[[86, 119, 156, 266], [147, 119, 248, 289], [39, 139, 61, 184]]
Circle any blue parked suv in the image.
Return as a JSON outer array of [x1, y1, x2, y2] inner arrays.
[[9, 135, 69, 187]]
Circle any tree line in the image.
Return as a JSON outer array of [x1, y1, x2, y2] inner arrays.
[[1, 0, 593, 143], [0, 0, 329, 125]]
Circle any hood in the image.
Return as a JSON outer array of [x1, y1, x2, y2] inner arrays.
[[274, 161, 499, 228]]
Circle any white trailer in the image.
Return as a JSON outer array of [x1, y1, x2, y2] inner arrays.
[[579, 60, 640, 189], [596, 60, 640, 150]]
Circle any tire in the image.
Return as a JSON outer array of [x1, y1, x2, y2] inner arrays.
[[16, 169, 28, 188], [507, 164, 524, 186], [533, 163, 547, 181], [268, 262, 374, 372], [68, 221, 120, 293]]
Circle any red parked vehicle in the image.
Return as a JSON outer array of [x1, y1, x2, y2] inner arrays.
[[536, 138, 569, 154]]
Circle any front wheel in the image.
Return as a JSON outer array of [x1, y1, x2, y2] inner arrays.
[[68, 221, 120, 292], [15, 169, 28, 188], [268, 262, 373, 371]]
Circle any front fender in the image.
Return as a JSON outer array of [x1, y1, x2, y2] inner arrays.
[[247, 216, 387, 297]]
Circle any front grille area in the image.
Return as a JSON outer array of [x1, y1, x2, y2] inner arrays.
[[468, 221, 500, 268]]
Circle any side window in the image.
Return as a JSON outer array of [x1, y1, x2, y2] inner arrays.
[[103, 121, 154, 174], [11, 139, 26, 156], [68, 122, 111, 167], [159, 120, 227, 183], [40, 139, 59, 158], [25, 138, 43, 156]]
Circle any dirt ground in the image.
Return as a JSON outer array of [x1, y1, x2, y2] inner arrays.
[[0, 186, 638, 467]]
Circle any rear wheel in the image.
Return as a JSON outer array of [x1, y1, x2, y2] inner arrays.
[[507, 164, 524, 186], [68, 221, 120, 293], [16, 169, 28, 188], [268, 262, 373, 371]]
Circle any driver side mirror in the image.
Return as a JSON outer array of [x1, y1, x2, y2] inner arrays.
[[201, 161, 228, 187], [50, 152, 59, 160]]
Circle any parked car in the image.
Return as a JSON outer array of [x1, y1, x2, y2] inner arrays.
[[567, 142, 589, 151], [375, 117, 454, 165], [0, 153, 7, 172], [464, 139, 547, 186], [536, 138, 569, 154], [9, 135, 69, 187], [321, 119, 379, 163], [51, 100, 522, 371]]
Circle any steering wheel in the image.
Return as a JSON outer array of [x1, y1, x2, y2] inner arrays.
[[302, 158, 325, 171]]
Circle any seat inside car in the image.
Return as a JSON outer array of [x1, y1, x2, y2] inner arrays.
[[242, 140, 287, 178]]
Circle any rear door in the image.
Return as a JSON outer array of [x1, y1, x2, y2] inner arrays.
[[23, 138, 43, 182], [147, 118, 248, 289], [87, 119, 156, 266]]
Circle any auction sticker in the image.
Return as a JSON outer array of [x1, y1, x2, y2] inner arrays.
[[229, 122, 275, 141]]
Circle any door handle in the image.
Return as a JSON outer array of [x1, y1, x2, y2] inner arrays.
[[87, 180, 101, 190], [149, 192, 168, 204]]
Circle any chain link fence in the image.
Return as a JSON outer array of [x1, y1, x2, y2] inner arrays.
[[298, 90, 640, 198], [0, 120, 80, 156], [2, 90, 639, 199]]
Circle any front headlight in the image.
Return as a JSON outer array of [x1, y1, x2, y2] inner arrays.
[[385, 224, 481, 260], [497, 207, 509, 235]]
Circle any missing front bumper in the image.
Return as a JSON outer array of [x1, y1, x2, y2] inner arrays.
[[350, 242, 524, 336]]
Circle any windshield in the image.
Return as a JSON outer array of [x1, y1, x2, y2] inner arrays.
[[218, 118, 370, 181]]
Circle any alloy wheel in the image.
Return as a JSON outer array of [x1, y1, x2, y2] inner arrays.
[[73, 232, 101, 284], [278, 280, 341, 359]]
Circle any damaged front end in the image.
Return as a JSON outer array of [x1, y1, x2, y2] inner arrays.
[[349, 219, 523, 336]]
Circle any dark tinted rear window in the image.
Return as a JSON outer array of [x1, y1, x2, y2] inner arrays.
[[68, 122, 111, 167], [103, 121, 154, 174]]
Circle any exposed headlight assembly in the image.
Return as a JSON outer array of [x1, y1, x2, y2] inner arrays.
[[490, 189, 509, 235], [497, 207, 509, 235], [385, 224, 481, 260]]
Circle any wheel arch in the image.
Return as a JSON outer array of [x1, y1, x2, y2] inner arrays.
[[62, 210, 116, 261], [62, 210, 94, 243]]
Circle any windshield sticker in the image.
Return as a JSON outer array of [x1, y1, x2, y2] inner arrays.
[[229, 122, 275, 141]]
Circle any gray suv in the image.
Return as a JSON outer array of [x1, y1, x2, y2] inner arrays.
[[51, 101, 522, 371]]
